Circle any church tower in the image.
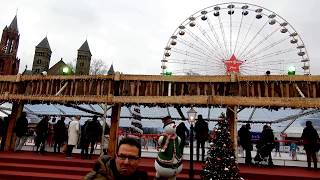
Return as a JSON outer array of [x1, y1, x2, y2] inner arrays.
[[32, 37, 52, 74], [107, 64, 114, 75], [0, 15, 20, 75], [75, 40, 91, 75]]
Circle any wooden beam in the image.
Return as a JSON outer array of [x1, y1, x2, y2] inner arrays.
[[279, 82, 283, 97], [64, 103, 103, 116], [312, 83, 316, 98], [197, 83, 200, 95], [107, 81, 112, 96], [1, 95, 320, 108], [307, 82, 310, 98], [107, 104, 121, 158], [226, 106, 237, 150], [4, 102, 24, 151], [0, 74, 320, 108], [264, 83, 268, 97], [84, 81, 87, 96], [271, 83, 275, 97], [136, 81, 140, 96], [251, 83, 255, 97], [181, 83, 184, 96], [97, 81, 101, 96], [2, 74, 320, 83], [112, 96, 320, 108], [212, 83, 215, 96], [204, 84, 208, 95], [286, 83, 290, 97]]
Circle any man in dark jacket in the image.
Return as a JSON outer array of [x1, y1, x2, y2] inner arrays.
[[35, 115, 49, 154], [80, 120, 90, 159], [14, 112, 29, 151], [85, 137, 148, 180], [176, 121, 189, 155], [86, 115, 102, 159], [238, 123, 253, 164], [258, 125, 275, 166], [194, 114, 209, 162], [301, 121, 319, 169], [53, 116, 67, 153]]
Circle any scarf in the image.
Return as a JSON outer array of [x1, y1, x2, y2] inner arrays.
[[161, 133, 177, 151]]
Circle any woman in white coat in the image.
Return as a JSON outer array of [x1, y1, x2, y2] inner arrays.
[[66, 115, 81, 158]]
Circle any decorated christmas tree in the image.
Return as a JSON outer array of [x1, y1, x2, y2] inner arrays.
[[201, 113, 242, 180]]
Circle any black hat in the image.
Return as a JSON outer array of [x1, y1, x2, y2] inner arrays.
[[162, 116, 174, 128]]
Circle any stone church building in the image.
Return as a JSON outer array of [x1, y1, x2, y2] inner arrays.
[[0, 15, 20, 75], [0, 15, 93, 76]]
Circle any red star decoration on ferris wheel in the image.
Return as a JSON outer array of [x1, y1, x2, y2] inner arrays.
[[224, 54, 243, 74]]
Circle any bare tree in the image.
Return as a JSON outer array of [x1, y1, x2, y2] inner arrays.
[[90, 59, 109, 75], [66, 59, 109, 75]]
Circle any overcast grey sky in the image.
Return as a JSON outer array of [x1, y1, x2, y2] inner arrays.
[[1, 0, 319, 75]]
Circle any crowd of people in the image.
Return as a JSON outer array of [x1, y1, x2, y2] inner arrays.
[[238, 121, 320, 169], [0, 113, 110, 159], [0, 111, 319, 179]]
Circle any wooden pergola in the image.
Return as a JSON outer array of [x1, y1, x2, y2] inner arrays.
[[1, 73, 320, 156]]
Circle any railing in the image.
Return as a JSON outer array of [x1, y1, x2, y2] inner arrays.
[[1, 74, 320, 107]]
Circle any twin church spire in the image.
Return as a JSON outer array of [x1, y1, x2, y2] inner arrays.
[[31, 37, 52, 74], [1, 14, 100, 76], [75, 40, 91, 75], [31, 37, 91, 75]]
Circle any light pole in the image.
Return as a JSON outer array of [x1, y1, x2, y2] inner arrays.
[[187, 107, 197, 179]]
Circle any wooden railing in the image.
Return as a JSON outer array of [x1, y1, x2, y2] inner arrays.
[[0, 73, 319, 108]]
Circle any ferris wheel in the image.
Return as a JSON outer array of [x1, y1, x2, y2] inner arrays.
[[161, 2, 310, 76]]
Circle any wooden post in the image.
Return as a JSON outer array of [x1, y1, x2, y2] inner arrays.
[[4, 101, 24, 151], [107, 72, 121, 158], [226, 106, 237, 152], [107, 104, 121, 157]]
